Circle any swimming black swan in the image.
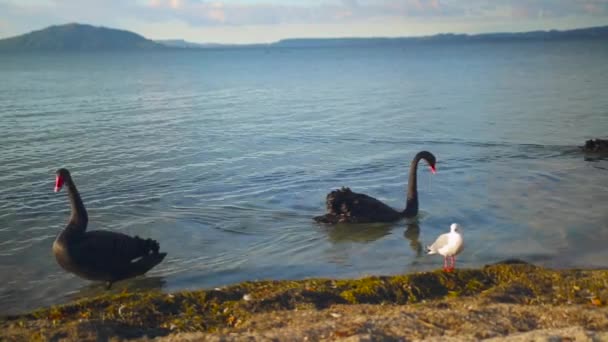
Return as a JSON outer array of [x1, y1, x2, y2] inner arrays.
[[313, 151, 436, 224], [52, 168, 166, 288]]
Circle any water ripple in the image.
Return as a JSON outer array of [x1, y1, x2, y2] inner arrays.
[[1, 44, 608, 314]]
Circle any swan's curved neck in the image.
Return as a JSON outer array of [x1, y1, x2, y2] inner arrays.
[[65, 178, 88, 233], [403, 154, 425, 217]]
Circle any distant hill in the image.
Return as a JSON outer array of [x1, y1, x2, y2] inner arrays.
[[273, 25, 608, 48], [0, 23, 164, 51]]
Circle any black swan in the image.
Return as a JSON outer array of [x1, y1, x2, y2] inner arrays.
[[52, 168, 166, 289], [313, 151, 436, 224]]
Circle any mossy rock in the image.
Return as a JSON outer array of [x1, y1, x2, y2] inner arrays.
[[2, 263, 608, 340]]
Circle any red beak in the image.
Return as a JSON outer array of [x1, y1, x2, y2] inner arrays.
[[54, 175, 64, 193], [430, 165, 436, 174]]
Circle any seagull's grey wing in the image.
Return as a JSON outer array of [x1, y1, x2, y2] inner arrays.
[[427, 233, 450, 253]]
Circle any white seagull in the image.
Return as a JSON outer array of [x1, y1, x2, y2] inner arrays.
[[426, 223, 464, 272]]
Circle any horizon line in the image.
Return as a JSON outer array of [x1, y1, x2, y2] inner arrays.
[[144, 23, 608, 45], [2, 22, 607, 46]]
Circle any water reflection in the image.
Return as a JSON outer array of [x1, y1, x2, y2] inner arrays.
[[319, 219, 424, 258], [65, 276, 166, 303], [584, 154, 608, 164], [403, 221, 423, 257], [322, 222, 394, 243]]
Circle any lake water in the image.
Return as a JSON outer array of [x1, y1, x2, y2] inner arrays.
[[1, 41, 607, 314]]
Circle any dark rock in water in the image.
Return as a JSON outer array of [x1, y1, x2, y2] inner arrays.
[[582, 139, 608, 153]]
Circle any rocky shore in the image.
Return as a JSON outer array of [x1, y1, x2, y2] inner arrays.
[[2, 262, 608, 341]]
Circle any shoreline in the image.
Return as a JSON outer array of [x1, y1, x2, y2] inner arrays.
[[2, 261, 608, 340]]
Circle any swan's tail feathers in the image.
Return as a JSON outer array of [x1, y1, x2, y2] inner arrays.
[[313, 214, 328, 223], [129, 252, 167, 276], [315, 187, 357, 224], [130, 236, 166, 274], [313, 214, 340, 224], [325, 187, 354, 213], [326, 187, 352, 200], [134, 235, 161, 255]]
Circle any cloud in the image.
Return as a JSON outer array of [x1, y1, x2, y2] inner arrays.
[[142, 0, 471, 27], [148, 0, 161, 8], [0, 0, 520, 30], [466, 0, 608, 19]]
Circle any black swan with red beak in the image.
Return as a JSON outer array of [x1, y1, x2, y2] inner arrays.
[[314, 151, 436, 224], [52, 168, 166, 289]]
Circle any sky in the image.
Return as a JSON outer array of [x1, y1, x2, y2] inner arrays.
[[0, 0, 607, 44]]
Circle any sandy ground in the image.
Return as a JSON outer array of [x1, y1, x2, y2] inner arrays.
[[152, 298, 608, 341], [3, 297, 608, 341]]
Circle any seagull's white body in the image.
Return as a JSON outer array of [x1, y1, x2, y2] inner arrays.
[[427, 223, 464, 271]]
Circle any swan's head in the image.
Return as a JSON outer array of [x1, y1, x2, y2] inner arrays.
[[55, 168, 71, 193], [418, 151, 437, 174], [450, 223, 461, 233]]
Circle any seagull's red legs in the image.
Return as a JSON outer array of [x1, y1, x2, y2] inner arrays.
[[444, 257, 454, 272], [448, 256, 456, 272]]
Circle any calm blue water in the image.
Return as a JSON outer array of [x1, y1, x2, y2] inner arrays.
[[1, 41, 607, 314]]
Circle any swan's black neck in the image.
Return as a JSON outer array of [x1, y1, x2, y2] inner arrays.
[[65, 177, 88, 234], [403, 152, 431, 217]]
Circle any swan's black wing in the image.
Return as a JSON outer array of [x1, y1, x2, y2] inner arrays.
[[70, 230, 166, 281], [314, 187, 401, 223]]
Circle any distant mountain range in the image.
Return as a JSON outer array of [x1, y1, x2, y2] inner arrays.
[[1, 23, 607, 51], [274, 25, 608, 47]]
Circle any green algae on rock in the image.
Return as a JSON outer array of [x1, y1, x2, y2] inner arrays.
[[2, 264, 608, 341]]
